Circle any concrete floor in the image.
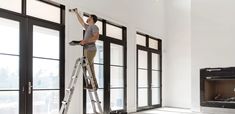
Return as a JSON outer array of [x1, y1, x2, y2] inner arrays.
[[133, 107, 235, 114], [133, 107, 201, 114]]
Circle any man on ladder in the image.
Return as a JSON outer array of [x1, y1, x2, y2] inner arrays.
[[59, 8, 102, 114], [70, 8, 99, 89]]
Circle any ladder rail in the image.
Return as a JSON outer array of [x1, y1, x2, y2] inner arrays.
[[59, 57, 103, 114], [67, 58, 80, 89], [59, 58, 82, 114]]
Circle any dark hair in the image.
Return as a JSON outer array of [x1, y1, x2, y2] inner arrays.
[[90, 14, 98, 23]]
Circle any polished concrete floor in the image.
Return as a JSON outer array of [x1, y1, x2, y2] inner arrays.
[[132, 107, 235, 114], [133, 107, 200, 114]]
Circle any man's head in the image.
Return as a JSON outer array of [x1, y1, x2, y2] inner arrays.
[[86, 14, 98, 25]]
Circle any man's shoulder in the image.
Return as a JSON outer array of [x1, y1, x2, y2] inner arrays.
[[90, 24, 99, 30], [91, 24, 98, 28], [87, 24, 98, 29]]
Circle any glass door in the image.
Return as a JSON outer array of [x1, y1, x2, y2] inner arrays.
[[0, 15, 21, 114], [151, 53, 161, 105], [137, 49, 149, 108], [30, 22, 63, 114], [136, 33, 162, 111], [110, 43, 125, 111], [32, 25, 60, 114], [0, 1, 65, 114]]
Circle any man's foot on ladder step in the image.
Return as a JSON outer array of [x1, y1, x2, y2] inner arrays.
[[83, 83, 98, 91], [84, 84, 93, 89]]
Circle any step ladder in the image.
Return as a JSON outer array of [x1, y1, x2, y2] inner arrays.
[[59, 57, 103, 114]]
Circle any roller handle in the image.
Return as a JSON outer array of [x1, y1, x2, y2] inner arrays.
[[69, 40, 82, 46]]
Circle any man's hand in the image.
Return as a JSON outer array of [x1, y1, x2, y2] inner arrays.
[[69, 8, 86, 28], [69, 8, 78, 13], [79, 40, 86, 46]]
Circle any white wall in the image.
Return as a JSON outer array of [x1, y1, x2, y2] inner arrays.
[[53, 0, 235, 113], [52, 0, 166, 113], [192, 0, 235, 112], [164, 0, 191, 108]]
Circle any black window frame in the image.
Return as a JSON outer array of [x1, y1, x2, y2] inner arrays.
[[0, 1, 65, 114], [136, 32, 162, 111], [83, 13, 127, 114]]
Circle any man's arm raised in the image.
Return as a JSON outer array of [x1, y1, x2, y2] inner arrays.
[[70, 8, 86, 28]]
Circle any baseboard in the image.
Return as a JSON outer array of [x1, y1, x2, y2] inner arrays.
[[127, 107, 137, 113], [201, 107, 235, 114]]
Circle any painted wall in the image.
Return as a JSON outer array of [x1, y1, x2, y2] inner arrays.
[[192, 0, 235, 112], [52, 0, 235, 113], [52, 0, 166, 113], [164, 0, 191, 108]]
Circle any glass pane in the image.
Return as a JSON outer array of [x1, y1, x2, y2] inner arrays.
[[138, 69, 148, 88], [107, 24, 122, 40], [33, 25, 60, 59], [83, 16, 103, 34], [138, 50, 147, 69], [149, 38, 158, 49], [94, 64, 103, 88], [27, 0, 61, 23], [0, 17, 19, 55], [94, 40, 103, 64], [138, 88, 148, 107], [111, 43, 123, 66], [86, 89, 103, 113], [0, 55, 19, 90], [0, 91, 19, 114], [152, 71, 160, 87], [33, 90, 59, 114], [33, 58, 59, 89], [152, 88, 160, 105], [136, 34, 146, 46], [152, 53, 160, 70], [111, 89, 124, 110], [96, 21, 103, 34], [0, 0, 21, 13], [111, 66, 124, 88]]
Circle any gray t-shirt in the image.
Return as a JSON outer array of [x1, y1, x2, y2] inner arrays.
[[84, 24, 99, 51]]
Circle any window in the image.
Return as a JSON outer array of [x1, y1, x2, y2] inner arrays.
[[149, 38, 159, 50], [0, 1, 65, 114], [0, 0, 21, 13], [33, 26, 60, 59], [106, 24, 122, 40], [136, 32, 162, 110], [27, 0, 61, 23], [136, 34, 146, 46], [0, 17, 20, 55]]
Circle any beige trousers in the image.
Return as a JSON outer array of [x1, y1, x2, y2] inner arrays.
[[84, 49, 98, 88]]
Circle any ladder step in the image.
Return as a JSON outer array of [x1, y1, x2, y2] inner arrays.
[[91, 100, 101, 103], [62, 101, 67, 104], [72, 76, 76, 79], [66, 88, 71, 91]]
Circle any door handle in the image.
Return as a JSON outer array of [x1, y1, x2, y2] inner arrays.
[[28, 82, 33, 94]]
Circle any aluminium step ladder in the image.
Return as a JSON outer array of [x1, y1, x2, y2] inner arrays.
[[59, 57, 103, 114]]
